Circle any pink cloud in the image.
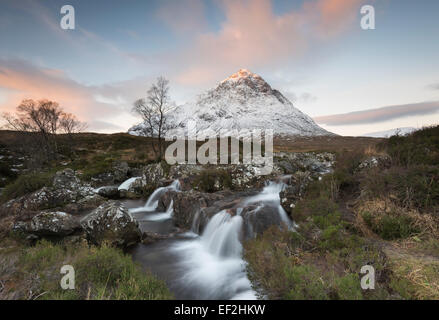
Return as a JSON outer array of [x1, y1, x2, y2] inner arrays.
[[172, 0, 366, 85], [0, 59, 139, 132]]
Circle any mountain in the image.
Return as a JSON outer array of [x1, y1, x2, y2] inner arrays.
[[129, 69, 333, 138], [361, 127, 417, 138]]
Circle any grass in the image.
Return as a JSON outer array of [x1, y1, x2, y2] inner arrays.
[[1, 171, 54, 203], [245, 126, 439, 299], [11, 240, 172, 300]]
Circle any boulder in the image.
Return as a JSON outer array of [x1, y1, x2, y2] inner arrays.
[[113, 161, 129, 182], [96, 185, 120, 199], [141, 163, 166, 187], [80, 201, 141, 247], [13, 211, 80, 237], [0, 168, 97, 216], [274, 152, 335, 177]]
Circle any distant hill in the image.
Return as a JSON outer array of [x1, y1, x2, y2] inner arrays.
[[360, 127, 417, 138]]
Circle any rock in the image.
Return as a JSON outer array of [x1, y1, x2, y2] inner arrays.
[[118, 177, 144, 199], [0, 169, 98, 217], [96, 186, 120, 199], [13, 211, 80, 237], [90, 172, 114, 187], [113, 161, 129, 182], [160, 189, 256, 231], [274, 152, 335, 177], [80, 201, 141, 247], [64, 194, 106, 214], [357, 155, 391, 171], [52, 168, 79, 189], [241, 205, 284, 239], [142, 163, 166, 186], [279, 171, 311, 215]]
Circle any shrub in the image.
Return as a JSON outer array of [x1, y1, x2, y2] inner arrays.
[[1, 171, 53, 202], [380, 125, 439, 166], [319, 225, 345, 250], [363, 166, 439, 211], [362, 211, 419, 240], [284, 265, 329, 300], [193, 169, 233, 192], [332, 274, 362, 300]]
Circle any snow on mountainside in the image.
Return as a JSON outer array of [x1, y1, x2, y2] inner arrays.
[[361, 127, 417, 138], [129, 69, 333, 138]]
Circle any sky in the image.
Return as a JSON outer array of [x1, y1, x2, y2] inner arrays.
[[0, 0, 438, 135]]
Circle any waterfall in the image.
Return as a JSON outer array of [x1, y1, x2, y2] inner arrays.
[[171, 209, 256, 300], [201, 211, 243, 258], [130, 179, 180, 213], [140, 200, 174, 221], [130, 178, 294, 300], [244, 181, 293, 230]]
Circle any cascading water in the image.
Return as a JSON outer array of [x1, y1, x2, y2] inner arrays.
[[130, 179, 180, 213], [128, 178, 294, 300], [244, 180, 293, 230], [170, 210, 256, 299]]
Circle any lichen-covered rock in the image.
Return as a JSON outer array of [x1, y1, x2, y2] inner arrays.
[[80, 201, 141, 247], [0, 169, 97, 217], [13, 211, 80, 237], [357, 155, 391, 171], [142, 163, 166, 186], [63, 194, 106, 214], [274, 152, 335, 177]]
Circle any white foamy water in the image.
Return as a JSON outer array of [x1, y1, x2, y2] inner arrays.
[[171, 211, 256, 300], [140, 200, 174, 222], [130, 180, 180, 213], [118, 177, 141, 191], [244, 181, 293, 229]]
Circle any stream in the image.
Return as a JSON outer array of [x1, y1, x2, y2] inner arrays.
[[125, 179, 292, 300]]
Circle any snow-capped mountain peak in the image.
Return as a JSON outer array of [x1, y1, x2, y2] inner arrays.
[[129, 69, 333, 138]]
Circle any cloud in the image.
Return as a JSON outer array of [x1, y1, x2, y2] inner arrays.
[[169, 0, 366, 85], [0, 58, 146, 132], [314, 101, 439, 126]]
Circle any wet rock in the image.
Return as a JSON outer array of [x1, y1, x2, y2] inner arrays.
[[96, 185, 120, 199], [80, 201, 141, 247], [279, 171, 311, 215], [160, 189, 256, 232], [241, 205, 284, 239], [161, 190, 227, 230], [13, 211, 80, 237], [118, 177, 144, 199]]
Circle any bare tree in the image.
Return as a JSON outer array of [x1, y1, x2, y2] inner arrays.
[[132, 77, 176, 160], [2, 99, 87, 163]]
